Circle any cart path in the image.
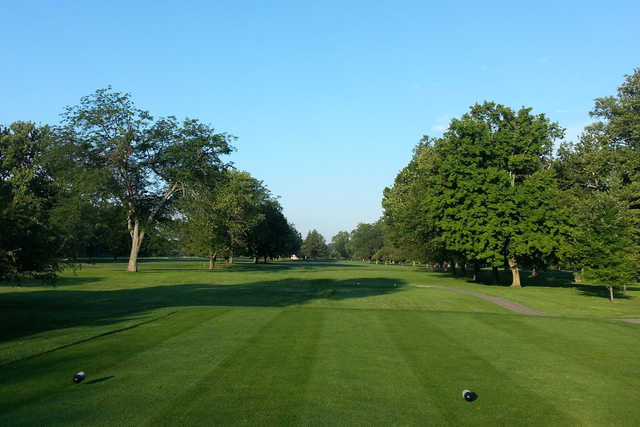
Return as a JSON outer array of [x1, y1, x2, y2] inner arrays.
[[413, 284, 554, 316]]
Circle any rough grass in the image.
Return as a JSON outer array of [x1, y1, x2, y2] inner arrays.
[[1, 260, 639, 426]]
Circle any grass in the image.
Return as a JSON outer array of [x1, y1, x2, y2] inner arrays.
[[1, 260, 639, 426]]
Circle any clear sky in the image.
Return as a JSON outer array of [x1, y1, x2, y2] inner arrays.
[[1, 1, 638, 240]]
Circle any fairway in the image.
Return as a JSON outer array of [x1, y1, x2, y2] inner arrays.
[[1, 261, 639, 426]]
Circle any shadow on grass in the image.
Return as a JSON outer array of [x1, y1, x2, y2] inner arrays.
[[0, 277, 405, 347], [84, 376, 115, 385], [0, 276, 105, 288], [104, 260, 361, 273], [440, 269, 634, 300]]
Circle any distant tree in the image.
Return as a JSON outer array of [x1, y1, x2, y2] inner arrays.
[[301, 230, 328, 259], [284, 226, 303, 258], [330, 231, 352, 259], [349, 221, 384, 262], [179, 170, 267, 268], [247, 199, 301, 263], [56, 87, 233, 272]]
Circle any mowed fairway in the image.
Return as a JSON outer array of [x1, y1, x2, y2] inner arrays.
[[1, 261, 639, 426]]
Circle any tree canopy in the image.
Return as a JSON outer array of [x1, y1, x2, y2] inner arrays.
[[56, 87, 234, 272]]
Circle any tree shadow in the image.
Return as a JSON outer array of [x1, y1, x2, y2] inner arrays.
[[0, 277, 405, 349], [0, 277, 104, 288], [136, 260, 361, 273], [439, 269, 634, 300], [574, 284, 631, 299]]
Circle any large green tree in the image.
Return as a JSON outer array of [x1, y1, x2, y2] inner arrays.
[[0, 122, 60, 281], [433, 102, 565, 286], [57, 87, 233, 272]]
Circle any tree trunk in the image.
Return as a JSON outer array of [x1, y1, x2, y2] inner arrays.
[[530, 267, 538, 278], [609, 285, 614, 302], [623, 284, 627, 294], [509, 258, 521, 288], [412, 260, 416, 267], [263, 256, 268, 264], [208, 252, 216, 271], [473, 262, 480, 282], [229, 255, 233, 264], [253, 256, 258, 264], [492, 266, 499, 284], [127, 220, 144, 273]]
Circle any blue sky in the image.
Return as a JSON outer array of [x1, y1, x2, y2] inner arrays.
[[1, 1, 638, 240]]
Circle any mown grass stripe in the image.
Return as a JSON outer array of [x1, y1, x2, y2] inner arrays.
[[380, 310, 579, 426], [0, 307, 241, 425], [148, 308, 324, 426]]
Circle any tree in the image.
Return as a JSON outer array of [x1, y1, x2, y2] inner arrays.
[[247, 199, 301, 263], [178, 170, 268, 268], [433, 102, 565, 287], [382, 138, 444, 266], [0, 122, 60, 282], [330, 231, 352, 259], [349, 221, 384, 262], [57, 87, 233, 272], [301, 230, 328, 259], [556, 68, 640, 236], [574, 191, 637, 301]]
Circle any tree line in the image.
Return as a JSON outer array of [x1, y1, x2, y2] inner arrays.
[[1, 87, 301, 281], [378, 68, 639, 300]]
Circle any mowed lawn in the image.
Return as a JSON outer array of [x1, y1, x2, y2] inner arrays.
[[1, 261, 639, 426]]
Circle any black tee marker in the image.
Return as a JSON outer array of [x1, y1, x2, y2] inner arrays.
[[462, 389, 477, 402], [73, 371, 86, 384]]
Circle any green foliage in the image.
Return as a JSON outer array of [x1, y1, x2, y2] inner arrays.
[[301, 230, 328, 258], [382, 139, 443, 263], [433, 102, 565, 273], [0, 122, 61, 282], [554, 68, 640, 295], [330, 231, 351, 259], [247, 199, 302, 260], [384, 102, 568, 283], [55, 87, 234, 271], [348, 221, 384, 261], [573, 192, 638, 297], [179, 170, 300, 263]]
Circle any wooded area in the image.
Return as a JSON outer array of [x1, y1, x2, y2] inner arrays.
[[329, 69, 640, 300], [1, 87, 301, 279], [2, 69, 639, 300]]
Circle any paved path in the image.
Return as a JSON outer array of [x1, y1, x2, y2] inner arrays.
[[413, 284, 554, 316]]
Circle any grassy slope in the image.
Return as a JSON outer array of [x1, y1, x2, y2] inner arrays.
[[1, 260, 638, 426]]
